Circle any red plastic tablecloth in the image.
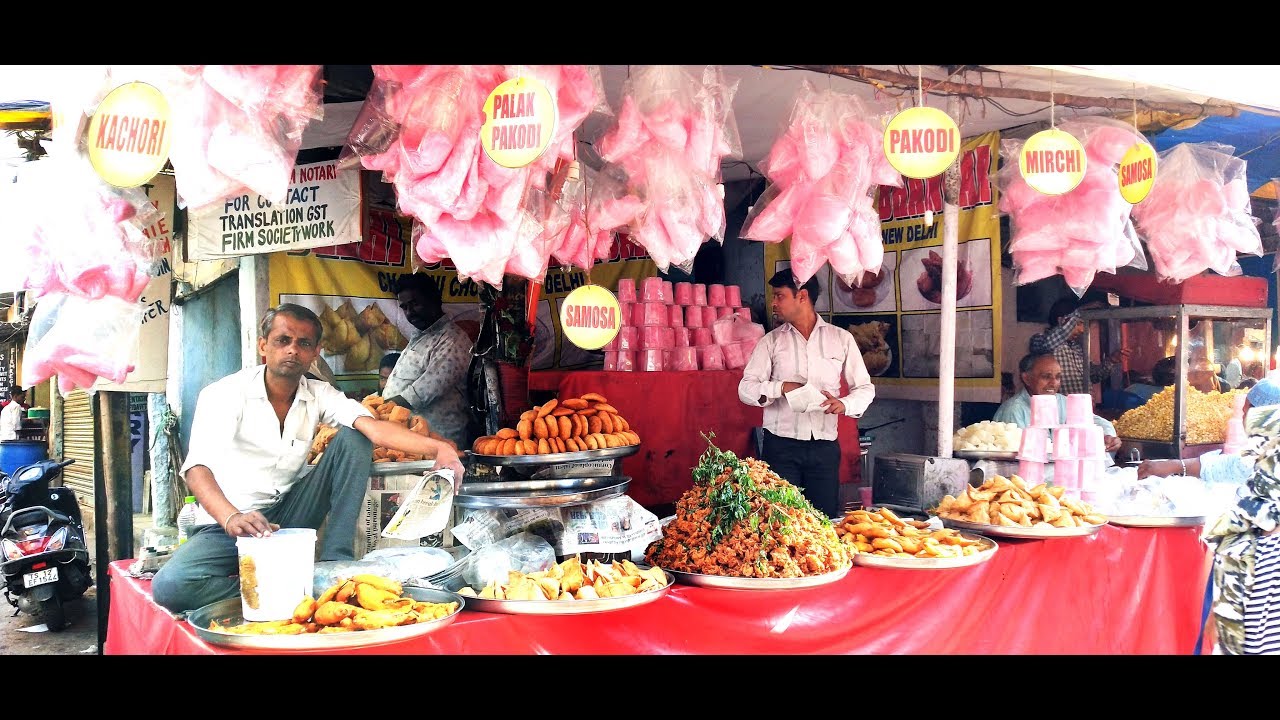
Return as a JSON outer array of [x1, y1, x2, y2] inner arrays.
[[105, 524, 1208, 655], [556, 370, 861, 507]]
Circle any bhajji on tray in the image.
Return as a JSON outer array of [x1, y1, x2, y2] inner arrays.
[[931, 474, 1107, 528], [835, 507, 988, 559]]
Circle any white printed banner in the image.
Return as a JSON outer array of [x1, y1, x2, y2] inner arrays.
[[187, 160, 362, 260]]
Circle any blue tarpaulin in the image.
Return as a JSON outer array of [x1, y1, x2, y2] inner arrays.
[[1149, 110, 1280, 193]]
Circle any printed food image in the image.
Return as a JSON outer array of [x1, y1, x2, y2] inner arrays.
[[1114, 385, 1241, 444], [916, 250, 973, 304], [318, 299, 407, 372], [210, 574, 459, 635], [471, 393, 640, 456], [835, 507, 990, 558], [849, 321, 891, 376], [309, 395, 456, 465], [932, 474, 1107, 528], [645, 436, 851, 578], [457, 557, 668, 601]]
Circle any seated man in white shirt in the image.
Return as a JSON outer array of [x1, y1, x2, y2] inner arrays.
[[738, 269, 875, 518], [152, 303, 466, 614], [0, 386, 27, 441], [993, 352, 1122, 460]]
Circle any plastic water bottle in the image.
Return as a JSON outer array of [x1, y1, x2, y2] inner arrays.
[[177, 496, 198, 545]]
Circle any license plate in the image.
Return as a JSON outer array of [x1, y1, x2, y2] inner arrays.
[[22, 567, 57, 588]]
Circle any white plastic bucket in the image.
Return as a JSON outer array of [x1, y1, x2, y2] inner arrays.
[[235, 528, 316, 621]]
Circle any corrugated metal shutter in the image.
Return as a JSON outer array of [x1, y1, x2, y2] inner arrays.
[[62, 389, 95, 506]]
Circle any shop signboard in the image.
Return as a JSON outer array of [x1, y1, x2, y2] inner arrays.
[[481, 76, 558, 169], [1019, 128, 1086, 195], [883, 106, 960, 180], [1119, 141, 1157, 204], [560, 285, 621, 350], [186, 160, 362, 260], [85, 82, 172, 188], [765, 131, 1003, 402]]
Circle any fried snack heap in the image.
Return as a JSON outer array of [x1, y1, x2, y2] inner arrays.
[[645, 438, 851, 578], [458, 557, 668, 601], [835, 507, 988, 558], [210, 574, 459, 635], [308, 396, 458, 465], [1114, 385, 1241, 444], [932, 474, 1107, 528], [471, 393, 640, 456], [318, 300, 408, 372]]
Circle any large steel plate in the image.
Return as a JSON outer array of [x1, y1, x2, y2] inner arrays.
[[664, 564, 851, 590], [466, 444, 639, 467], [186, 586, 464, 652], [1105, 514, 1206, 528], [853, 533, 998, 569], [453, 476, 630, 509], [440, 567, 673, 615], [941, 516, 1106, 539], [953, 450, 1019, 460]]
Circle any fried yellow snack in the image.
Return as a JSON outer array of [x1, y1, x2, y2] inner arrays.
[[351, 574, 403, 596], [291, 596, 318, 624], [335, 579, 358, 603], [313, 600, 362, 625]]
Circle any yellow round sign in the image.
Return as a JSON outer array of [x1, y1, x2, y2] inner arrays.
[[481, 76, 558, 169], [560, 285, 621, 350], [85, 82, 172, 188], [1118, 141, 1158, 204], [883, 106, 961, 179], [1019, 128, 1087, 195]]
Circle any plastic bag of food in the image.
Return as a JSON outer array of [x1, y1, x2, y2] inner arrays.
[[463, 531, 556, 589]]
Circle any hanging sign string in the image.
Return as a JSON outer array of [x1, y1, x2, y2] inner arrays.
[[1049, 70, 1055, 129], [917, 65, 923, 108]]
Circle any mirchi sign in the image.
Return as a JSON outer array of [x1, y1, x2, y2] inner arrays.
[[1018, 128, 1086, 196], [86, 82, 172, 188], [560, 285, 620, 350]]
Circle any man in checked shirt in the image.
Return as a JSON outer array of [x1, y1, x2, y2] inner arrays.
[[1030, 298, 1129, 397], [738, 269, 875, 518]]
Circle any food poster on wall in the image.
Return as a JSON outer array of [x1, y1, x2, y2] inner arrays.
[[269, 173, 660, 394], [763, 131, 1002, 402]]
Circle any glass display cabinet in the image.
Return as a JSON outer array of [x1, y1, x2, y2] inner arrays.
[[1079, 304, 1271, 461]]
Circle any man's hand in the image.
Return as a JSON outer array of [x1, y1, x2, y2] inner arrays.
[[384, 395, 410, 409], [820, 391, 845, 415], [1104, 435, 1123, 453], [1137, 459, 1178, 480], [224, 509, 280, 538], [1108, 348, 1132, 364], [435, 444, 465, 492]]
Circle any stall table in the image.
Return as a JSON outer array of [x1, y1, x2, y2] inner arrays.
[[105, 524, 1206, 655], [555, 370, 862, 508]]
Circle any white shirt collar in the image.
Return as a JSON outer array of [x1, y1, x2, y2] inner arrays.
[[244, 364, 316, 403]]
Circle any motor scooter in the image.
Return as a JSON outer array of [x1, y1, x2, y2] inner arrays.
[[0, 459, 93, 631]]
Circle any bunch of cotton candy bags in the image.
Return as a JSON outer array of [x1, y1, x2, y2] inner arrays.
[[1131, 142, 1262, 282], [593, 65, 742, 273], [999, 116, 1148, 295], [740, 80, 900, 286]]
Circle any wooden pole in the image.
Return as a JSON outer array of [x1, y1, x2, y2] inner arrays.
[[94, 390, 133, 652]]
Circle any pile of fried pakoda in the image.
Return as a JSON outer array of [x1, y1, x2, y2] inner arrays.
[[646, 454, 851, 578], [932, 474, 1107, 528], [309, 395, 457, 465], [458, 557, 668, 601], [835, 507, 987, 558], [209, 574, 459, 635], [319, 300, 408, 372], [471, 394, 640, 456]]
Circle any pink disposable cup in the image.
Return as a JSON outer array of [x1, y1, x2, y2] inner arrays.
[[659, 327, 675, 348], [616, 350, 635, 372], [702, 306, 718, 327], [603, 351, 619, 371], [1071, 427, 1093, 458], [1017, 460, 1045, 485], [723, 342, 747, 370], [708, 284, 727, 307], [618, 302, 633, 328], [1053, 427, 1076, 459], [685, 306, 704, 328], [641, 277, 664, 302], [669, 304, 684, 327], [640, 326, 665, 349], [716, 306, 735, 319], [693, 328, 715, 346], [697, 344, 725, 370], [616, 326, 638, 352], [616, 278, 637, 303], [1065, 394, 1092, 425], [674, 327, 692, 347], [670, 346, 698, 371], [640, 348, 665, 372], [712, 318, 736, 345], [635, 302, 667, 326], [674, 282, 694, 305], [1030, 395, 1059, 428], [1018, 427, 1049, 463], [859, 486, 874, 508], [662, 281, 673, 303], [1054, 459, 1080, 491], [1085, 426, 1104, 456], [605, 331, 620, 352], [735, 307, 751, 321], [726, 285, 742, 307], [693, 284, 708, 306]]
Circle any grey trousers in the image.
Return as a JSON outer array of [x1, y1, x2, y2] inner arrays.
[[151, 427, 373, 613]]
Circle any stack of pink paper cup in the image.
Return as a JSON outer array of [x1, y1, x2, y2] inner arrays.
[[1029, 394, 1059, 428], [726, 285, 742, 307], [697, 345, 725, 370], [1017, 459, 1046, 485], [1065, 394, 1093, 425], [662, 281, 673, 303], [1018, 427, 1050, 462], [708, 284, 727, 307], [693, 284, 708, 306], [735, 307, 751, 321], [674, 328, 692, 347], [674, 282, 694, 305], [616, 278, 637, 303], [639, 348, 665, 371], [692, 328, 715, 346], [669, 305, 684, 327], [1053, 427, 1078, 459], [669, 347, 698, 371], [615, 350, 635, 372], [685, 306, 704, 328], [640, 277, 664, 303]]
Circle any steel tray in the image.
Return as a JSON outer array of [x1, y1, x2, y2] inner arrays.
[[467, 444, 639, 467], [460, 476, 629, 494], [370, 459, 436, 475], [186, 587, 464, 652], [664, 564, 851, 590], [853, 533, 998, 569], [953, 450, 1019, 460], [941, 516, 1106, 539], [454, 476, 630, 509], [436, 567, 674, 615], [1105, 514, 1206, 528]]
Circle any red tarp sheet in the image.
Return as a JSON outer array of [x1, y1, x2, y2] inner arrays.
[[104, 524, 1207, 655], [557, 370, 861, 507]]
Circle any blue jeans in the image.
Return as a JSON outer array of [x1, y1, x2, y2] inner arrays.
[[152, 427, 372, 613]]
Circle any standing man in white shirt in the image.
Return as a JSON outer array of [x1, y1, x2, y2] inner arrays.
[[738, 269, 876, 518], [152, 303, 465, 614], [0, 386, 26, 441]]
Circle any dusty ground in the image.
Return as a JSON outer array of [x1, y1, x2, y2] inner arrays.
[[0, 577, 100, 655]]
